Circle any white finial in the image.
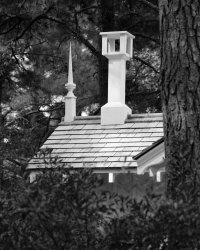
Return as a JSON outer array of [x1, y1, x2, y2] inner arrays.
[[68, 42, 73, 84], [64, 42, 76, 122], [65, 42, 76, 97]]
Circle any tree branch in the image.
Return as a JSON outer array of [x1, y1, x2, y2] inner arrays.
[[11, 47, 28, 71], [14, 14, 45, 41], [76, 5, 99, 14], [1, 8, 101, 60], [23, 104, 63, 117], [18, 0, 28, 9], [127, 90, 160, 97], [23, 52, 64, 59], [5, 157, 26, 167], [132, 32, 159, 44], [0, 19, 22, 35], [44, 15, 101, 59], [14, 5, 54, 41], [132, 55, 160, 74], [139, 0, 158, 12], [4, 104, 63, 128]]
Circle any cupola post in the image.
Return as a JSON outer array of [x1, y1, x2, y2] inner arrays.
[[100, 31, 135, 125], [64, 42, 76, 122]]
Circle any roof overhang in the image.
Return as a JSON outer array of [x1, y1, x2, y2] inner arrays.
[[28, 166, 137, 183], [133, 138, 165, 177]]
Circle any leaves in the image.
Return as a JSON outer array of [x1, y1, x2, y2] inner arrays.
[[1, 156, 200, 250]]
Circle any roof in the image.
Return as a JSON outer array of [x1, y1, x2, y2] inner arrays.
[[28, 113, 163, 171], [133, 137, 164, 160]]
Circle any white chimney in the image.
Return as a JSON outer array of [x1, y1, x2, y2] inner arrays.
[[100, 31, 135, 125], [64, 42, 77, 122]]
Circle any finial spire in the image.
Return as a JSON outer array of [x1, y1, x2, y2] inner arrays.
[[68, 42, 73, 84], [65, 42, 76, 97], [64, 42, 76, 122]]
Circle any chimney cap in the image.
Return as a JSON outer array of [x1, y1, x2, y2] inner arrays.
[[100, 31, 135, 39], [100, 31, 134, 59]]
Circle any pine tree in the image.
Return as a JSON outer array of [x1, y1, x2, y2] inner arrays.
[[159, 0, 200, 199]]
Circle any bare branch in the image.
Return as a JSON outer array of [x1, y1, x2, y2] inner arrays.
[[1, 8, 101, 59], [127, 90, 160, 97], [14, 15, 45, 41], [44, 15, 101, 59], [133, 32, 159, 44], [74, 10, 79, 33], [0, 19, 22, 35], [23, 104, 63, 117], [5, 157, 26, 167], [4, 104, 63, 128], [76, 5, 99, 14], [14, 5, 54, 41], [18, 0, 28, 9], [139, 0, 158, 12], [22, 52, 64, 59], [10, 47, 27, 71]]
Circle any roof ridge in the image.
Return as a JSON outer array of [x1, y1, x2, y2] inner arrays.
[[74, 116, 100, 120], [128, 113, 163, 118]]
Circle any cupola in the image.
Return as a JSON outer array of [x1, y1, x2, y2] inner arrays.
[[100, 31, 135, 125]]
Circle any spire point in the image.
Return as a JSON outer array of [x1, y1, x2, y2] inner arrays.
[[65, 42, 76, 95], [68, 42, 73, 84]]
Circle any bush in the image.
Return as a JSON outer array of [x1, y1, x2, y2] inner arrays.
[[0, 168, 108, 250], [104, 196, 200, 250], [1, 166, 200, 250]]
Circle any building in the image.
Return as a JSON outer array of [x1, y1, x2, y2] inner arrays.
[[28, 31, 165, 195]]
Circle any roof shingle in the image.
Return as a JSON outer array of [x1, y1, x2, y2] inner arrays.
[[28, 113, 164, 171]]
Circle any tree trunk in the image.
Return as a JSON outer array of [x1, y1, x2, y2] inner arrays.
[[159, 0, 200, 200], [0, 78, 3, 189], [98, 55, 108, 106]]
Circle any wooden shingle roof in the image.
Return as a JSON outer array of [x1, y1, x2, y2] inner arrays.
[[28, 113, 163, 171]]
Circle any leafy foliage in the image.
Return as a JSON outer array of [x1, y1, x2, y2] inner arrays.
[[0, 168, 105, 250], [1, 160, 200, 250], [127, 48, 160, 113]]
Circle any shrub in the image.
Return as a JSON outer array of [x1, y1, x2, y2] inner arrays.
[[105, 196, 200, 250], [1, 165, 200, 250], [0, 168, 108, 250]]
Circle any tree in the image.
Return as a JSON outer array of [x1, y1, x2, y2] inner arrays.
[[159, 0, 200, 199], [0, 0, 160, 107]]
